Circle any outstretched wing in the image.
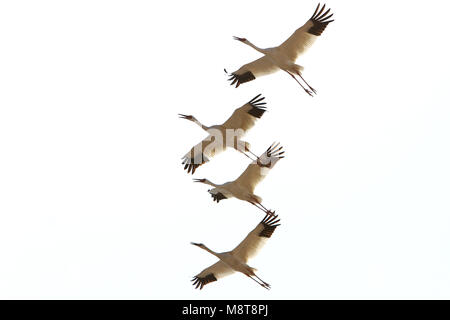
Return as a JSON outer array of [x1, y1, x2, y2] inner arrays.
[[221, 94, 267, 135], [278, 3, 334, 61], [182, 136, 224, 174], [234, 142, 285, 193], [227, 56, 279, 88], [191, 261, 235, 290], [231, 213, 281, 263]]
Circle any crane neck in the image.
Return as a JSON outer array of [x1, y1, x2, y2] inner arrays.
[[192, 119, 209, 131], [245, 40, 267, 55], [202, 245, 220, 258], [204, 179, 219, 188]]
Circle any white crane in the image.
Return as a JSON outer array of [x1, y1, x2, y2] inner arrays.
[[191, 213, 280, 290], [194, 142, 284, 215], [180, 94, 266, 174], [226, 3, 334, 96]]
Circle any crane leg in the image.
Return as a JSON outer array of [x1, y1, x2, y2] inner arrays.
[[249, 201, 276, 217], [234, 142, 258, 161], [249, 202, 268, 214], [254, 274, 271, 289], [296, 72, 317, 94], [246, 274, 270, 290], [258, 202, 276, 217], [239, 149, 256, 161], [286, 71, 313, 96], [246, 149, 260, 160]]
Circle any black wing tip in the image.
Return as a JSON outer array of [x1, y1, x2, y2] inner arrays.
[[227, 71, 256, 88], [256, 143, 285, 168], [182, 154, 210, 174], [191, 276, 205, 290], [308, 3, 334, 36], [249, 94, 266, 106], [266, 142, 285, 159], [210, 192, 227, 203], [259, 213, 281, 238], [310, 3, 334, 23], [183, 163, 200, 175], [192, 274, 217, 290], [248, 94, 267, 118], [261, 212, 281, 226]]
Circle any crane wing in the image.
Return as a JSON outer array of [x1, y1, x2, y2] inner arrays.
[[278, 3, 334, 62], [231, 213, 280, 263], [227, 56, 279, 88], [191, 261, 235, 290], [182, 135, 225, 174], [234, 142, 285, 193], [221, 94, 267, 134]]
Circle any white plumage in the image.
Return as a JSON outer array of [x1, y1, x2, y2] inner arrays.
[[227, 3, 334, 96], [192, 213, 280, 290], [194, 142, 284, 215], [180, 95, 267, 174]]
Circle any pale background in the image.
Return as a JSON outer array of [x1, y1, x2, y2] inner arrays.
[[1, 0, 449, 299]]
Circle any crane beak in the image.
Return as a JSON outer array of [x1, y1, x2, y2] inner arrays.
[[233, 36, 246, 42], [191, 242, 201, 247]]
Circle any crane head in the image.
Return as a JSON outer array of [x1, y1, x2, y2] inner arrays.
[[178, 114, 196, 122], [191, 242, 205, 248], [233, 36, 247, 43]]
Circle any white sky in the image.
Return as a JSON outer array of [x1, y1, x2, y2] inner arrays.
[[1, 0, 449, 299]]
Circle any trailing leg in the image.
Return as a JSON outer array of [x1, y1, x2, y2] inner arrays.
[[285, 71, 313, 96]]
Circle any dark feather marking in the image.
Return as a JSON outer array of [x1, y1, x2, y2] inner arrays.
[[247, 94, 267, 118], [182, 154, 209, 175], [307, 4, 334, 36], [258, 213, 281, 238], [192, 273, 217, 290], [211, 192, 227, 203], [248, 107, 266, 118], [257, 143, 284, 167], [228, 71, 256, 88]]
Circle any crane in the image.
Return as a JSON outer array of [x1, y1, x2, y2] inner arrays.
[[226, 3, 334, 96], [191, 213, 280, 290], [180, 94, 267, 174], [194, 142, 284, 215]]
